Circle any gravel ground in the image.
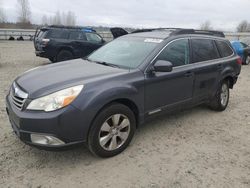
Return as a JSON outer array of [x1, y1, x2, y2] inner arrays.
[[0, 41, 250, 188]]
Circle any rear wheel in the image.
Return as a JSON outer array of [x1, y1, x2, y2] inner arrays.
[[88, 103, 136, 158], [209, 80, 229, 111], [56, 50, 73, 62], [245, 56, 250, 65], [49, 57, 55, 63]]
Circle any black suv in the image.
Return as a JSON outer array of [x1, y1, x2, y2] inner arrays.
[[34, 25, 105, 62], [6, 29, 241, 157]]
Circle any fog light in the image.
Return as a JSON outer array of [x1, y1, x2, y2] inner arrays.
[[30, 134, 65, 146]]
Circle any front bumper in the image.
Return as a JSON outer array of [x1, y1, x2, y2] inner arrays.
[[5, 94, 87, 148]]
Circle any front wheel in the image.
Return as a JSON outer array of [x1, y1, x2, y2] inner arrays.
[[209, 80, 230, 111], [88, 103, 136, 158]]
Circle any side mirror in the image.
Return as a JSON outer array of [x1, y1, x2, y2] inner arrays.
[[153, 60, 173, 72]]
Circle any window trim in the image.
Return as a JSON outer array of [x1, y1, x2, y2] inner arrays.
[[145, 37, 235, 73], [145, 37, 190, 73]]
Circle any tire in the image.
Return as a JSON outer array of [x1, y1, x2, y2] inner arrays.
[[88, 103, 136, 158], [245, 56, 250, 65], [49, 57, 56, 63], [209, 80, 230, 111], [56, 50, 73, 62]]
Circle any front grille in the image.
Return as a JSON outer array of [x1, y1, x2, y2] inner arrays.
[[10, 82, 28, 110], [10, 92, 25, 110]]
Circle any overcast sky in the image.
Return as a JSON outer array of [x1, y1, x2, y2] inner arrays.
[[1, 0, 250, 31]]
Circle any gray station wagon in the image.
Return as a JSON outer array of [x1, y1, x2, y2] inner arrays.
[[6, 29, 241, 157]]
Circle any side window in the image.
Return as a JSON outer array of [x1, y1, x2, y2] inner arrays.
[[216, 40, 234, 58], [69, 31, 86, 40], [155, 39, 189, 67], [46, 30, 69, 39], [192, 39, 220, 63], [86, 33, 102, 43]]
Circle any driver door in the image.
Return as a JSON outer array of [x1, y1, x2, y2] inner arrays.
[[144, 38, 195, 114]]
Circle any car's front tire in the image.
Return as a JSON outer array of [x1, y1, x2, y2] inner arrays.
[[88, 103, 136, 158], [209, 80, 230, 111]]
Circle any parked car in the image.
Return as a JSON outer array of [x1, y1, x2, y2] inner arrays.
[[34, 25, 106, 62], [6, 29, 241, 157], [231, 41, 250, 65]]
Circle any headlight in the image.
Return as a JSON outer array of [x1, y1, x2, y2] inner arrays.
[[27, 85, 84, 112]]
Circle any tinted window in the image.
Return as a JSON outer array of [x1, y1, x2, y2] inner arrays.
[[86, 33, 102, 43], [46, 30, 69, 39], [37, 30, 46, 38], [155, 39, 189, 67], [69, 31, 86, 40], [216, 40, 233, 57], [192, 39, 220, 63]]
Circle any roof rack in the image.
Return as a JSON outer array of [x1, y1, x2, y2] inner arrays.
[[131, 28, 225, 38], [169, 29, 225, 38], [131, 28, 180, 33], [46, 25, 96, 32]]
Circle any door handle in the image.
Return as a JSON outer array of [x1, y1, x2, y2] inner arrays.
[[184, 71, 193, 77]]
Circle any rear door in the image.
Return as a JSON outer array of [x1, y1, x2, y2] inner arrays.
[[85, 32, 104, 54], [69, 31, 103, 58], [68, 31, 88, 57], [190, 38, 222, 101]]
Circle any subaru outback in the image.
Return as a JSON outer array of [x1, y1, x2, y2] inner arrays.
[[6, 29, 241, 157]]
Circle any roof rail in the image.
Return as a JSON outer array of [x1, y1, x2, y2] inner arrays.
[[170, 29, 225, 38], [131, 28, 225, 37], [46, 25, 96, 32], [131, 28, 181, 33]]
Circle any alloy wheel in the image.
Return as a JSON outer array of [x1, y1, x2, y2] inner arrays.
[[99, 114, 130, 151], [220, 83, 229, 106]]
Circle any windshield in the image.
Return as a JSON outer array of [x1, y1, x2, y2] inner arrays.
[[87, 36, 161, 69]]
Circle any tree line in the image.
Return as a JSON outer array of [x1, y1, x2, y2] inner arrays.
[[0, 0, 76, 28], [0, 0, 250, 31]]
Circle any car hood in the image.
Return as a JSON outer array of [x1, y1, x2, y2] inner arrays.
[[16, 59, 128, 98]]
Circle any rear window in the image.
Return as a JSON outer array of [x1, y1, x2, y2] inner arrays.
[[216, 40, 233, 57], [37, 30, 46, 38], [191, 39, 220, 63], [46, 30, 69, 39]]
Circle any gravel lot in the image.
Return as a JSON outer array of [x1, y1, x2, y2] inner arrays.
[[0, 41, 250, 188]]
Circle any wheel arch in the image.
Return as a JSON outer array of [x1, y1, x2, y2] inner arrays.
[[57, 46, 75, 57], [222, 75, 235, 89], [94, 98, 140, 128]]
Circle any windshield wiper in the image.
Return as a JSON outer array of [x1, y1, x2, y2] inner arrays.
[[89, 59, 121, 68]]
